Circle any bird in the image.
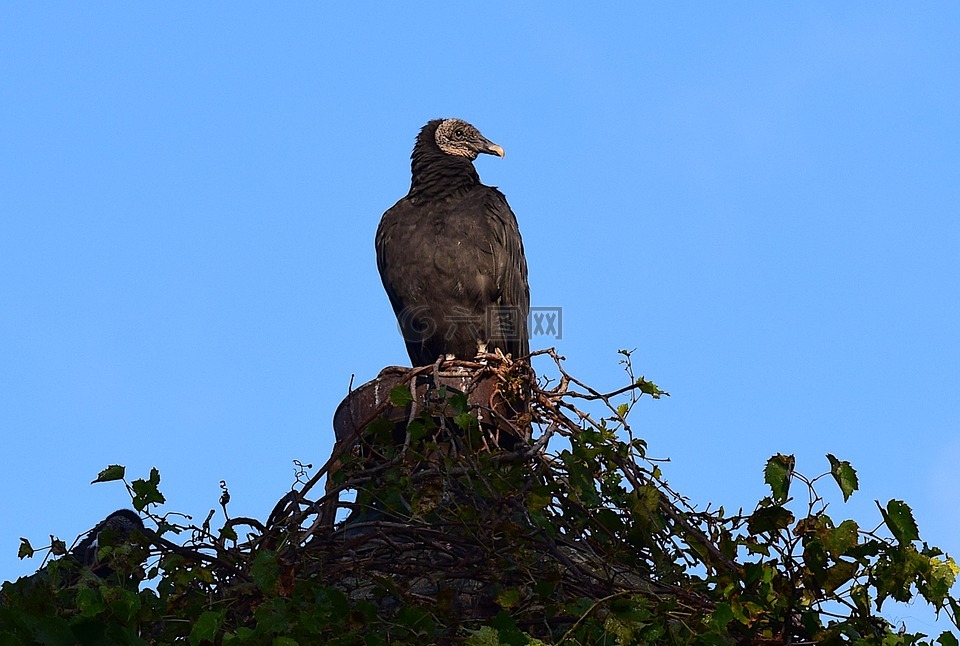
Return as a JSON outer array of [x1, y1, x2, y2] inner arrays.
[[0, 509, 146, 606], [376, 118, 530, 366], [71, 509, 145, 572]]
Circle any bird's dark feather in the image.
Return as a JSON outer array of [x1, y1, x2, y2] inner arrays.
[[376, 119, 529, 366]]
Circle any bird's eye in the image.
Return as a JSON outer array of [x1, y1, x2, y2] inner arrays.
[[455, 129, 464, 137]]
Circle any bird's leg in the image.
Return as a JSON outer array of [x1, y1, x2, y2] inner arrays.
[[402, 378, 418, 455], [432, 355, 448, 435], [475, 340, 490, 364]]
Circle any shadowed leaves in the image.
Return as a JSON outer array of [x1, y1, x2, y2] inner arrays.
[[880, 499, 920, 545], [131, 468, 165, 512], [764, 453, 795, 503], [92, 464, 125, 484], [826, 453, 858, 502]]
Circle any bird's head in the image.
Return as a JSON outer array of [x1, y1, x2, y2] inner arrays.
[[434, 118, 504, 160]]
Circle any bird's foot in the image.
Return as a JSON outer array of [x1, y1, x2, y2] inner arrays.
[[474, 347, 511, 368]]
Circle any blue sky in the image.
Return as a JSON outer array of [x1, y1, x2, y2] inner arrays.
[[2, 3, 959, 635]]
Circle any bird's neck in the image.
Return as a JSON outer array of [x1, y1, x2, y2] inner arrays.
[[408, 147, 481, 201]]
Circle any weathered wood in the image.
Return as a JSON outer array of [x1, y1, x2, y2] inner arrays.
[[332, 361, 529, 455]]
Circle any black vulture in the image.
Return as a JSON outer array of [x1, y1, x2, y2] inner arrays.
[[376, 118, 529, 366], [0, 509, 145, 605], [71, 509, 145, 572]]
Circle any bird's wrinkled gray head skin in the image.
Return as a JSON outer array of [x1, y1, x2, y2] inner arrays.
[[434, 118, 505, 160]]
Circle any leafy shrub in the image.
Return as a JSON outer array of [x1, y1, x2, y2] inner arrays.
[[3, 351, 957, 645]]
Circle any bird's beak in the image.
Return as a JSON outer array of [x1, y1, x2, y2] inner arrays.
[[479, 137, 505, 158]]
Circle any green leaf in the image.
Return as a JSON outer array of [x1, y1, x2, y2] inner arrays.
[[102, 585, 142, 623], [491, 610, 525, 646], [23, 617, 74, 646], [821, 560, 858, 595], [939, 630, 960, 646], [397, 606, 435, 634], [364, 415, 400, 449], [389, 385, 413, 407], [763, 454, 795, 503], [251, 550, 280, 594], [325, 586, 350, 618], [496, 587, 521, 609], [455, 412, 479, 432], [50, 538, 67, 556], [448, 392, 470, 414], [406, 419, 428, 442], [533, 580, 555, 600], [273, 638, 300, 646], [711, 602, 734, 628], [76, 586, 106, 618], [219, 525, 238, 543], [880, 499, 920, 545], [747, 505, 795, 536], [131, 467, 165, 511], [465, 626, 501, 646], [846, 538, 884, 562], [635, 377, 666, 399], [921, 554, 960, 604], [92, 464, 126, 484], [826, 454, 859, 501], [17, 537, 34, 559], [823, 519, 859, 556], [224, 628, 256, 645], [190, 610, 224, 646]]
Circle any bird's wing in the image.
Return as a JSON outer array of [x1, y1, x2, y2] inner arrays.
[[485, 189, 530, 358], [374, 200, 408, 316], [375, 198, 438, 364]]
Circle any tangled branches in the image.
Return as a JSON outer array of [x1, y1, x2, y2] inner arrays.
[[4, 351, 958, 644]]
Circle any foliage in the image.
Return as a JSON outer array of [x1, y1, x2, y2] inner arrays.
[[2, 351, 958, 645]]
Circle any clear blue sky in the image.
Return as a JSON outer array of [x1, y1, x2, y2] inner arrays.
[[2, 3, 958, 635]]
